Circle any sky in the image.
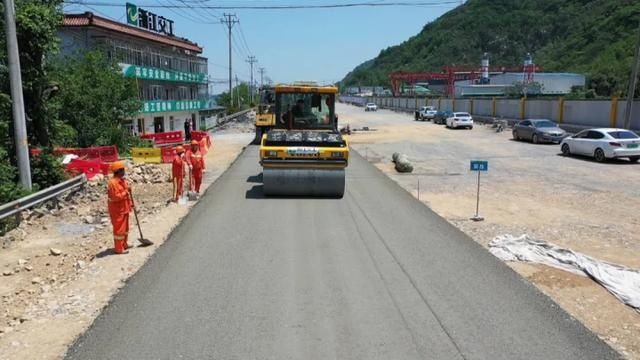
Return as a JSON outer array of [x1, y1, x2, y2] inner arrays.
[[62, 0, 462, 93]]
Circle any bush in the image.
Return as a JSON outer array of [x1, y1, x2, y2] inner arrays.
[[30, 151, 68, 190], [0, 147, 29, 204]]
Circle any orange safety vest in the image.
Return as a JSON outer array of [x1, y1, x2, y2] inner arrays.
[[172, 154, 186, 178], [187, 150, 205, 171], [107, 177, 132, 216]]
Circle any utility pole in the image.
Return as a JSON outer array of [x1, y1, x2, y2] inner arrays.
[[220, 13, 238, 105], [246, 56, 257, 104], [623, 21, 640, 129], [258, 67, 266, 88], [4, 0, 32, 190], [235, 75, 240, 107]]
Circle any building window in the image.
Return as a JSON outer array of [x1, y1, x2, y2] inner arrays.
[[178, 86, 188, 100], [137, 118, 144, 135], [151, 85, 162, 100], [169, 116, 174, 131]]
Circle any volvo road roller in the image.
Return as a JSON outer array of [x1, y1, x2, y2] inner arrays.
[[254, 86, 276, 144], [259, 83, 349, 197]]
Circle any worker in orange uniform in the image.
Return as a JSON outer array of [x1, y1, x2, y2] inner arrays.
[[107, 161, 133, 254], [186, 139, 205, 194], [172, 145, 186, 202]]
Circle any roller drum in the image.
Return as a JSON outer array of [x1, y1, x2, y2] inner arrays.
[[263, 168, 345, 197]]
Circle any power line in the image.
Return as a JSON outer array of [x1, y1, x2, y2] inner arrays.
[[63, 1, 461, 9]]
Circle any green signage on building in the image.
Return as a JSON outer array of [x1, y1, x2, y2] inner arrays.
[[121, 64, 207, 84], [126, 3, 138, 26], [142, 100, 210, 114]]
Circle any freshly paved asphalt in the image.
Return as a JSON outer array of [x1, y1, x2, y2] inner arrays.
[[66, 147, 619, 360]]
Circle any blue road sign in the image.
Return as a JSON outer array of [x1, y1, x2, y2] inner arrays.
[[470, 160, 489, 172]]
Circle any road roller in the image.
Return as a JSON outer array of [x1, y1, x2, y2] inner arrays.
[[254, 86, 276, 144], [259, 83, 349, 197]]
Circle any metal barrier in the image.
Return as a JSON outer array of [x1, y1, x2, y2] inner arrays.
[[0, 174, 87, 221], [208, 108, 254, 130]]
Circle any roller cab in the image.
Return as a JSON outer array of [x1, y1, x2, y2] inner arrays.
[[254, 86, 276, 143], [259, 83, 349, 197]]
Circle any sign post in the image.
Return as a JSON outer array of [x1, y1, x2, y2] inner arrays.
[[469, 160, 488, 222]]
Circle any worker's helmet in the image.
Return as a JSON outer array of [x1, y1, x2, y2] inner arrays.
[[175, 145, 185, 154], [190, 140, 199, 146], [110, 161, 125, 173]]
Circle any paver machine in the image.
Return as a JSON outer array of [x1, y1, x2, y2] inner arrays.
[[259, 82, 349, 197], [254, 86, 276, 144]]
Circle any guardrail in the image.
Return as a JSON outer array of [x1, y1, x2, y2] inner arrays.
[[0, 174, 87, 221], [208, 108, 254, 130]]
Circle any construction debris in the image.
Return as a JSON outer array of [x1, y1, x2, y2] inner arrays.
[[392, 152, 414, 173], [128, 163, 171, 184]]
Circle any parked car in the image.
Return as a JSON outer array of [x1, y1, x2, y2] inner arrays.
[[560, 128, 640, 163], [433, 110, 452, 125], [446, 112, 473, 129], [415, 106, 437, 121], [365, 103, 377, 112], [512, 119, 567, 144]]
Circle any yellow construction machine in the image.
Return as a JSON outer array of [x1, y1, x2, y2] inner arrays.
[[254, 86, 276, 143], [259, 83, 349, 197]]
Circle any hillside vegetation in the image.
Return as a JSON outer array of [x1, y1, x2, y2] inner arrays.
[[341, 0, 640, 97]]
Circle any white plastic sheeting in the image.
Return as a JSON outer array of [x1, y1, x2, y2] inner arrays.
[[489, 234, 640, 311]]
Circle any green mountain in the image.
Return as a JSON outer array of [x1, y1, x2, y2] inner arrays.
[[341, 0, 640, 97]]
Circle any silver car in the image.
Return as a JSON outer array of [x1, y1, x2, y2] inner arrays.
[[512, 119, 567, 144]]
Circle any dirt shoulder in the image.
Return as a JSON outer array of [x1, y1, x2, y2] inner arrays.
[[340, 104, 640, 360], [0, 132, 252, 360]]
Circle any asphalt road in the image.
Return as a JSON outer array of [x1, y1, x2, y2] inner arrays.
[[66, 147, 619, 360]]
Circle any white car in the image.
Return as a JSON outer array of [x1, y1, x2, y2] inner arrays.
[[446, 112, 473, 129], [561, 128, 640, 163], [416, 106, 437, 121], [364, 103, 377, 112]]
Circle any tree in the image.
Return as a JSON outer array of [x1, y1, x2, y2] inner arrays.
[[51, 51, 142, 150], [0, 0, 64, 147], [217, 82, 252, 112]]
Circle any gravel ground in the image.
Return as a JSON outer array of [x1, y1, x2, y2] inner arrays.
[[339, 103, 640, 359], [0, 129, 252, 360]]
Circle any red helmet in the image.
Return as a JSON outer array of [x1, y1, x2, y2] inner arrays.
[[175, 145, 185, 154], [190, 140, 199, 146]]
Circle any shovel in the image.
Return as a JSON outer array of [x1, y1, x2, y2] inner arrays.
[[129, 190, 154, 247]]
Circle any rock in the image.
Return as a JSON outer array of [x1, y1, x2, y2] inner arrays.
[[50, 248, 62, 256], [392, 152, 414, 173], [1, 327, 14, 334], [31, 277, 43, 284], [143, 175, 151, 182], [76, 206, 91, 217], [24, 265, 33, 272], [133, 167, 142, 174], [83, 215, 95, 224], [2, 270, 13, 276], [41, 285, 52, 293], [8, 320, 19, 327], [17, 259, 27, 266], [101, 217, 109, 224], [75, 260, 86, 270], [91, 173, 105, 182]]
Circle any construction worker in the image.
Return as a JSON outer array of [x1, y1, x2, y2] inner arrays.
[[186, 139, 205, 193], [172, 145, 186, 201], [107, 161, 132, 254]]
